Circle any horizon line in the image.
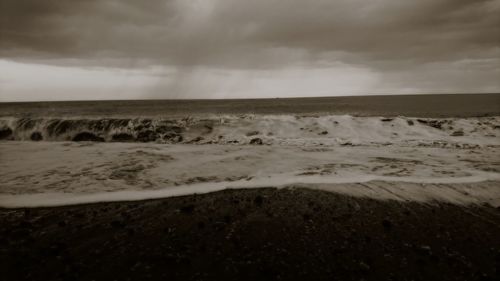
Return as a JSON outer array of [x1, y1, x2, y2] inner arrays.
[[1, 92, 499, 104]]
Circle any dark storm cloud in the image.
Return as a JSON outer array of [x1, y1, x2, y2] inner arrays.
[[1, 0, 499, 70], [1, 1, 179, 60]]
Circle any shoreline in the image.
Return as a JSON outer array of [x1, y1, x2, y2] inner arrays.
[[1, 180, 500, 209], [2, 141, 499, 209]]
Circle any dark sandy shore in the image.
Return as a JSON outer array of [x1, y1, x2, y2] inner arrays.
[[1, 188, 500, 281]]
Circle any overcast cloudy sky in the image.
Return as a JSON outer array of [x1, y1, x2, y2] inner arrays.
[[1, 0, 499, 101]]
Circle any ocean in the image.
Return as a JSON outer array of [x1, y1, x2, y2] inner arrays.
[[1, 93, 499, 118], [1, 93, 499, 208]]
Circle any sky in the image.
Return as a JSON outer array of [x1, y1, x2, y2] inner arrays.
[[1, 0, 499, 101]]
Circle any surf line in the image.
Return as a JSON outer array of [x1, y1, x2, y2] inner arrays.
[[1, 173, 499, 208]]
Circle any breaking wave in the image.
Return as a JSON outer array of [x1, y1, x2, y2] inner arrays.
[[0, 115, 498, 146]]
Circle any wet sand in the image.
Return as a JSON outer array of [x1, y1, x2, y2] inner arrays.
[[1, 188, 499, 281]]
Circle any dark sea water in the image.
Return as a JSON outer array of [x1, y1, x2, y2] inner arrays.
[[1, 94, 499, 118]]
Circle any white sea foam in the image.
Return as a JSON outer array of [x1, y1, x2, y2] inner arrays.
[[1, 115, 498, 146], [1, 140, 499, 208]]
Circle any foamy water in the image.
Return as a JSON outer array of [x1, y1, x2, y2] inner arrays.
[[1, 132, 499, 208]]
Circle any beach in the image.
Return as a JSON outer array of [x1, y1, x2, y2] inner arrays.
[[3, 0, 500, 279], [1, 94, 499, 280]]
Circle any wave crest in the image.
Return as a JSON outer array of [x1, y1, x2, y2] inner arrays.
[[0, 115, 498, 146]]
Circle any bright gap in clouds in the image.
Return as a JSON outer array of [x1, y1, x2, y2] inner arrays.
[[0, 60, 382, 101], [0, 60, 162, 101]]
